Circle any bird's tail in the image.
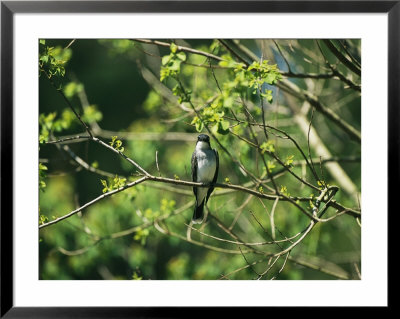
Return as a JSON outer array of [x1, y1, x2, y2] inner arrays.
[[192, 200, 205, 224]]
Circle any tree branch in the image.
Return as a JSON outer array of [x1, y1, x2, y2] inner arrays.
[[321, 39, 361, 77], [131, 39, 225, 63]]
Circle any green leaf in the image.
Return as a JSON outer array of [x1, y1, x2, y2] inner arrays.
[[162, 55, 171, 66], [40, 55, 49, 64], [191, 116, 198, 125], [260, 141, 275, 153], [39, 163, 48, 192], [217, 120, 230, 135], [220, 120, 230, 131], [63, 82, 84, 98], [169, 60, 181, 71], [133, 228, 150, 245], [280, 185, 290, 196], [285, 155, 294, 167], [132, 272, 143, 280], [110, 136, 117, 147], [195, 120, 204, 132], [176, 51, 186, 61], [267, 160, 276, 173], [170, 42, 178, 53], [39, 214, 49, 225]]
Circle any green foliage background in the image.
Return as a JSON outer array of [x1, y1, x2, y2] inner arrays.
[[39, 39, 361, 280]]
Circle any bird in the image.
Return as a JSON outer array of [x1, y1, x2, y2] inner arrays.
[[191, 134, 219, 224]]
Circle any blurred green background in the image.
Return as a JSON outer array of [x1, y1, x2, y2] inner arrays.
[[39, 39, 361, 280]]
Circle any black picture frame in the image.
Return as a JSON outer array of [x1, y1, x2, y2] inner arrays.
[[1, 0, 396, 317]]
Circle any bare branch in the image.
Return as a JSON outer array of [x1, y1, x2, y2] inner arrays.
[[131, 39, 225, 63], [321, 39, 361, 76], [39, 177, 148, 229]]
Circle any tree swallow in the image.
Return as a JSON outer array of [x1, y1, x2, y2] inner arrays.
[[191, 134, 219, 224]]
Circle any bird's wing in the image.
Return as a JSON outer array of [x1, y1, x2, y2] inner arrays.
[[212, 149, 219, 184], [191, 150, 198, 197], [206, 149, 219, 203]]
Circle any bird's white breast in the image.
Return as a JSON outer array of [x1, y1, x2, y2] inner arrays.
[[196, 149, 216, 183]]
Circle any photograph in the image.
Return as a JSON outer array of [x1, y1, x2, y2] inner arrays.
[[38, 38, 362, 280]]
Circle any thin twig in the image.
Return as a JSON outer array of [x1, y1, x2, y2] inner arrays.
[[307, 107, 319, 182], [39, 177, 148, 229], [131, 39, 225, 63], [155, 150, 161, 176], [321, 39, 361, 76]]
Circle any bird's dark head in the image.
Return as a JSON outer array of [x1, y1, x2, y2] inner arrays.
[[196, 134, 211, 150], [197, 134, 210, 143]]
